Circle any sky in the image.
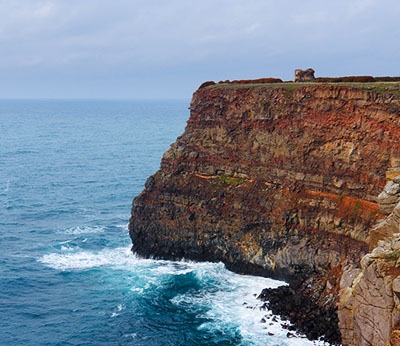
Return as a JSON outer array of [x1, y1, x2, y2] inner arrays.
[[1, 0, 400, 99]]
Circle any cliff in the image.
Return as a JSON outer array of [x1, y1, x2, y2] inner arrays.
[[129, 81, 400, 345]]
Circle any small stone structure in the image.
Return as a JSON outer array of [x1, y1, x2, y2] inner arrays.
[[294, 68, 315, 82]]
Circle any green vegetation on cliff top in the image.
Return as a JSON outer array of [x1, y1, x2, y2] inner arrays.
[[203, 81, 400, 96]]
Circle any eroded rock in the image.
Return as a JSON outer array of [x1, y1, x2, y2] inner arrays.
[[378, 177, 400, 215], [339, 179, 400, 346], [294, 68, 315, 82], [338, 243, 400, 346]]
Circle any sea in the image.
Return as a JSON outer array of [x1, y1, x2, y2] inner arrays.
[[0, 99, 329, 346]]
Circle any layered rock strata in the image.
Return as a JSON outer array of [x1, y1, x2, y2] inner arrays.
[[129, 81, 400, 344], [339, 177, 400, 346]]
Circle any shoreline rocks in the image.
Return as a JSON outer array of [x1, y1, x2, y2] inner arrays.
[[258, 277, 341, 345]]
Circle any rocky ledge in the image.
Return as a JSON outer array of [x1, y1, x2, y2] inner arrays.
[[129, 80, 400, 345]]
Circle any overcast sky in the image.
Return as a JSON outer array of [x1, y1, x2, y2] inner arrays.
[[1, 0, 399, 99]]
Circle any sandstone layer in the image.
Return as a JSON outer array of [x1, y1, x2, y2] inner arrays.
[[129, 81, 400, 344]]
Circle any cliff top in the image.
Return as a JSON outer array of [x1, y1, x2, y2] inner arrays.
[[198, 78, 400, 96]]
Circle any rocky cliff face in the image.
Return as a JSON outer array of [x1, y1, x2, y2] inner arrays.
[[339, 177, 400, 346], [129, 82, 400, 344]]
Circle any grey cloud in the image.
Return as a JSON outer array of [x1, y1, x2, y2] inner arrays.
[[0, 0, 399, 98]]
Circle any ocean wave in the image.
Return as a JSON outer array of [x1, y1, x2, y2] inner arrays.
[[149, 259, 220, 277], [170, 272, 327, 346], [63, 225, 105, 235], [60, 245, 77, 252], [116, 223, 129, 231], [37, 246, 329, 345], [110, 303, 126, 318], [37, 242, 329, 346], [38, 246, 138, 270]]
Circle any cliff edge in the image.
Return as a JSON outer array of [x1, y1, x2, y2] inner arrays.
[[129, 81, 400, 345]]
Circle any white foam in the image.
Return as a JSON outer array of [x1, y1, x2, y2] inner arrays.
[[60, 245, 77, 252], [116, 223, 129, 231], [150, 262, 198, 276], [150, 259, 231, 278], [169, 265, 330, 346], [39, 246, 138, 271], [123, 333, 137, 340], [58, 240, 71, 245], [110, 303, 126, 317], [130, 287, 144, 294], [38, 249, 334, 345], [38, 245, 181, 272], [63, 225, 105, 235]]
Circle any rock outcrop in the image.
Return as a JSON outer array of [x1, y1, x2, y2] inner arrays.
[[339, 177, 400, 346], [294, 68, 315, 82], [129, 81, 400, 344]]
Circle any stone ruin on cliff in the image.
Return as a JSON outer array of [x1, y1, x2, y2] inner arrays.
[[294, 68, 315, 82]]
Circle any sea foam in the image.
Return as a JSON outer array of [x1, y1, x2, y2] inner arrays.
[[169, 265, 328, 346], [39, 246, 137, 270], [63, 225, 105, 235], [38, 246, 330, 345]]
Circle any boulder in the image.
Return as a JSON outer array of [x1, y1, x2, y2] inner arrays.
[[378, 177, 400, 215]]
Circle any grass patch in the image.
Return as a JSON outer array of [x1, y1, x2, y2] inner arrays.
[[204, 81, 400, 94], [337, 193, 346, 202], [369, 210, 379, 220], [336, 82, 400, 96], [216, 175, 246, 185], [284, 84, 301, 98], [382, 250, 400, 261], [353, 201, 362, 213]]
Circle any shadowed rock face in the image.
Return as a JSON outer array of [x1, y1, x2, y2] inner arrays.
[[129, 82, 400, 344]]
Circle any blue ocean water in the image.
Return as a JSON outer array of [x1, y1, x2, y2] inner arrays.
[[0, 100, 327, 346]]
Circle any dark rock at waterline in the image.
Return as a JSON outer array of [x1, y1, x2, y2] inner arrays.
[[258, 281, 341, 345]]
